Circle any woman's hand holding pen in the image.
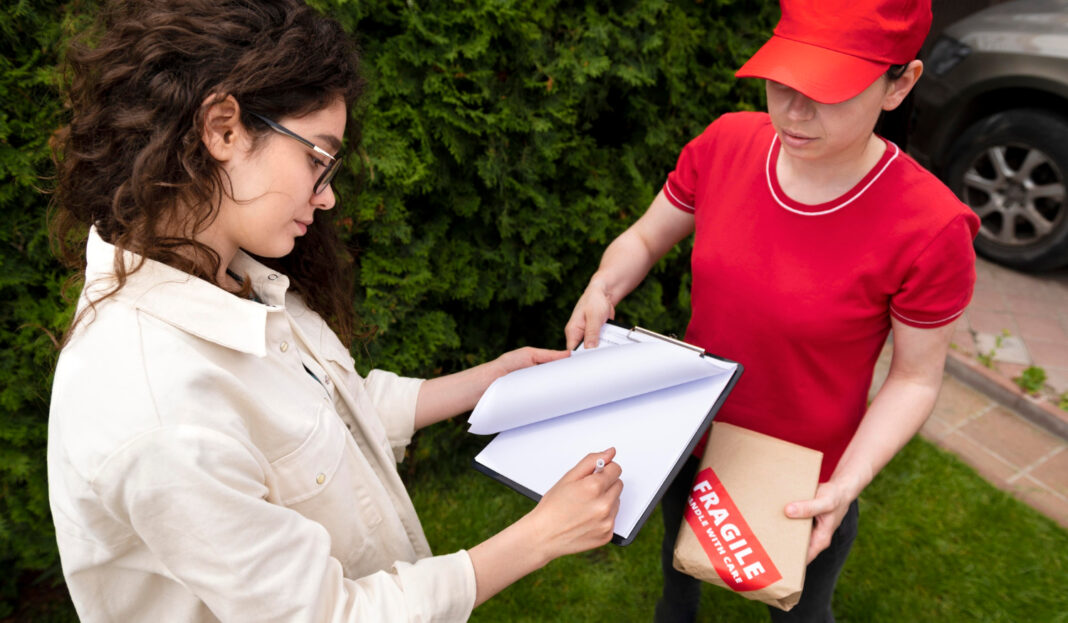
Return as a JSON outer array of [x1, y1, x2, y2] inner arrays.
[[468, 448, 623, 606], [526, 448, 623, 560]]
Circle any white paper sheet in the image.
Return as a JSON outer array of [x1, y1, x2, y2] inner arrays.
[[468, 340, 731, 434], [470, 324, 740, 543]]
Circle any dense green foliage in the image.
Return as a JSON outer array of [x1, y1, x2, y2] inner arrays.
[[1, 0, 87, 615], [333, 0, 775, 373], [2, 0, 775, 615]]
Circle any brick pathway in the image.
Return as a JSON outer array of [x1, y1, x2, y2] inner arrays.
[[872, 257, 1068, 530]]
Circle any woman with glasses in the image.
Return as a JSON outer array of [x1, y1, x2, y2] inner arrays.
[[47, 1, 622, 620]]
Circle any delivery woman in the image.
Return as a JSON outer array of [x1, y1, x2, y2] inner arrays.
[[565, 0, 979, 620]]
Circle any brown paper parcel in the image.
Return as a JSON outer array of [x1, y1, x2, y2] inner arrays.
[[672, 422, 822, 611]]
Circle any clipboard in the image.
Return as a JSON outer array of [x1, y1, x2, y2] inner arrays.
[[469, 323, 743, 545]]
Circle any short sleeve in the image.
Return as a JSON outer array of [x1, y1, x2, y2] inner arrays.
[[663, 121, 723, 214], [890, 213, 980, 328], [664, 146, 698, 213]]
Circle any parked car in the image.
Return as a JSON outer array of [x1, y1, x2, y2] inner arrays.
[[909, 0, 1068, 270]]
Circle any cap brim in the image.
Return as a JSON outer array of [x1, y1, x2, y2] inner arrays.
[[735, 35, 889, 104]]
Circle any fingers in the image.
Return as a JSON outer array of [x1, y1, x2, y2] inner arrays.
[[580, 465, 624, 547], [582, 293, 616, 349], [806, 518, 835, 564], [564, 319, 585, 351], [583, 315, 602, 350], [497, 347, 570, 377], [785, 492, 837, 520], [561, 448, 617, 483], [528, 347, 570, 365], [565, 284, 614, 350], [785, 500, 816, 520], [530, 449, 624, 558], [788, 483, 851, 564]]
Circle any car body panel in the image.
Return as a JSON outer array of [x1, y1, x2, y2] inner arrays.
[[911, 0, 1068, 173], [909, 0, 1068, 269]]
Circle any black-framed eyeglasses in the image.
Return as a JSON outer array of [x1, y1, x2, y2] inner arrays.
[[247, 111, 342, 195]]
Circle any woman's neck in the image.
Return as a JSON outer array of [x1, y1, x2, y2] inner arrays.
[[776, 133, 886, 205], [157, 219, 242, 291]]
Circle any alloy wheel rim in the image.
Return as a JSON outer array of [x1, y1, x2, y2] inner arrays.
[[960, 144, 1066, 247]]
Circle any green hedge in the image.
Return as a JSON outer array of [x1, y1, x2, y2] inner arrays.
[[0, 0, 774, 616]]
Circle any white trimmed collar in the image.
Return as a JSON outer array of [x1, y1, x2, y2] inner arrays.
[[764, 134, 899, 217], [83, 227, 290, 357]]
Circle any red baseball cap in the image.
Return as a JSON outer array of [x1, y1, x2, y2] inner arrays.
[[735, 0, 932, 104]]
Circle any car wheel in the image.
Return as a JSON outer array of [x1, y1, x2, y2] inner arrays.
[[943, 109, 1068, 271]]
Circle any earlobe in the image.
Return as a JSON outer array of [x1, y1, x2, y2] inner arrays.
[[200, 94, 243, 161]]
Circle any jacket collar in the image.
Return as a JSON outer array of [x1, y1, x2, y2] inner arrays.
[[84, 227, 291, 358]]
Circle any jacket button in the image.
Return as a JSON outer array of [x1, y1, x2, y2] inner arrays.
[[315, 473, 326, 485], [267, 274, 278, 281], [279, 342, 289, 353]]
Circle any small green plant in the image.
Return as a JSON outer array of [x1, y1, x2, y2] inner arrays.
[[1059, 392, 1068, 411], [975, 329, 1011, 369], [1014, 365, 1047, 395]]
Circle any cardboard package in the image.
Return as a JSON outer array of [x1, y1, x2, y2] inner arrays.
[[672, 422, 822, 611]]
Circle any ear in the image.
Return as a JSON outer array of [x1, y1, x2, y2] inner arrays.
[[200, 94, 246, 162], [882, 60, 923, 112]]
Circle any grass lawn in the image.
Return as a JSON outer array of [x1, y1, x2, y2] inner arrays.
[[408, 434, 1068, 622]]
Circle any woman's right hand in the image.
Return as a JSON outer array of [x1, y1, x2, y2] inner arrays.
[[525, 448, 623, 559], [467, 449, 623, 606], [565, 280, 615, 350]]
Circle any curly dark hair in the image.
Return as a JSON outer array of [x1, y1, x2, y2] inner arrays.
[[51, 0, 364, 344]]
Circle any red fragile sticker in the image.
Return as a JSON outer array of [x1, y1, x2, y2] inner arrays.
[[683, 467, 781, 591]]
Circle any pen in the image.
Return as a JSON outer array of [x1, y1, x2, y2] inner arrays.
[[594, 458, 605, 474]]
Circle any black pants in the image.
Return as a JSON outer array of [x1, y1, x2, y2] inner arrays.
[[654, 456, 859, 623]]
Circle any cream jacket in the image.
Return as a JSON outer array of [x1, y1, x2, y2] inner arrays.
[[48, 229, 477, 622]]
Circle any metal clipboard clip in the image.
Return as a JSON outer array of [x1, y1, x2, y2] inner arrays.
[[626, 326, 707, 356]]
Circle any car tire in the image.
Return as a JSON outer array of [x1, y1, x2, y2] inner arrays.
[[943, 108, 1068, 271]]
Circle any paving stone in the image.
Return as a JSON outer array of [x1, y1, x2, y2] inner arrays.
[[936, 431, 1018, 487], [967, 287, 1007, 313], [931, 376, 993, 426], [958, 407, 1063, 470], [1044, 367, 1068, 395], [974, 333, 1030, 365], [1029, 446, 1068, 497], [965, 311, 1018, 337], [1008, 475, 1068, 530], [1016, 314, 1068, 343], [919, 417, 953, 443], [950, 330, 977, 357], [1027, 340, 1068, 369], [1006, 295, 1059, 318], [993, 361, 1028, 384]]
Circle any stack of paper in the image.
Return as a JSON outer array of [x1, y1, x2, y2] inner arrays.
[[469, 324, 742, 545]]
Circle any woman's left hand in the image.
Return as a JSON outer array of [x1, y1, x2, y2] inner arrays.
[[491, 346, 570, 379], [784, 479, 854, 564], [415, 346, 569, 430]]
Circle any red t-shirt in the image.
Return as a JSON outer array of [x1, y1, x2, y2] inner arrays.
[[664, 112, 979, 481]]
